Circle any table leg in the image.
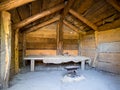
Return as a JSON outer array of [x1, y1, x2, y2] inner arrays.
[[31, 59, 35, 71], [81, 61, 85, 70]]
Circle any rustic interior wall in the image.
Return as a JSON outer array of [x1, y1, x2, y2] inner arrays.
[[25, 23, 79, 56], [96, 28, 120, 74], [81, 33, 96, 64]]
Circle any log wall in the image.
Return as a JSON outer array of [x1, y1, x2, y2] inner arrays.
[[96, 28, 120, 74]]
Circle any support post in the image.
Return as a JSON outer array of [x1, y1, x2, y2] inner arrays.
[[56, 19, 63, 55], [78, 34, 82, 55], [15, 29, 19, 73], [0, 11, 11, 88], [22, 33, 26, 66]]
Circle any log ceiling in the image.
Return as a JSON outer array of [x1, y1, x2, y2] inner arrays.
[[0, 0, 120, 33]]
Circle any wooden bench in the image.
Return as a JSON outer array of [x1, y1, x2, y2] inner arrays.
[[24, 55, 91, 71]]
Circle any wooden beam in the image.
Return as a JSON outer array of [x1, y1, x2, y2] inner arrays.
[[56, 20, 63, 55], [14, 29, 19, 74], [63, 20, 86, 34], [25, 16, 60, 33], [61, 0, 75, 19], [0, 0, 35, 11], [106, 0, 120, 12], [56, 0, 74, 55], [69, 9, 98, 31], [0, 11, 11, 88], [14, 4, 64, 29]]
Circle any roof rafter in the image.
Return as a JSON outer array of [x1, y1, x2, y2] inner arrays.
[[63, 20, 86, 34], [69, 9, 98, 31], [0, 0, 35, 11], [106, 0, 120, 12], [24, 16, 60, 33], [14, 3, 64, 29]]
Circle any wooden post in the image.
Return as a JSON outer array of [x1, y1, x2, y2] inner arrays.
[[56, 19, 63, 55], [15, 29, 19, 74], [92, 31, 99, 67], [78, 34, 82, 55], [22, 33, 26, 66], [56, 0, 75, 55], [0, 11, 11, 88]]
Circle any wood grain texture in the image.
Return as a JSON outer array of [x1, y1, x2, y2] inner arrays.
[[14, 29, 19, 74], [14, 4, 64, 29], [69, 9, 98, 31], [0, 0, 35, 11], [0, 11, 11, 88]]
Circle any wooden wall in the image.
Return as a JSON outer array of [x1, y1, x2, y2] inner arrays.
[[81, 28, 120, 74], [25, 23, 79, 56], [96, 28, 120, 74], [81, 33, 96, 63]]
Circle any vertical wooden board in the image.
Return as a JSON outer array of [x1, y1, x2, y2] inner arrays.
[[0, 11, 11, 88]]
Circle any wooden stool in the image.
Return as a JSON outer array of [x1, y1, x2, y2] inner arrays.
[[64, 66, 79, 77]]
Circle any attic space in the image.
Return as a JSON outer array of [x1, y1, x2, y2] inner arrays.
[[0, 0, 120, 90]]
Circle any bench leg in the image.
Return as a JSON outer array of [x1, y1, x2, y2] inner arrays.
[[31, 59, 35, 71], [81, 61, 85, 70]]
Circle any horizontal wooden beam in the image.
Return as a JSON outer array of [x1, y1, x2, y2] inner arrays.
[[69, 9, 98, 31], [106, 0, 120, 12], [25, 16, 60, 33], [14, 4, 64, 29], [63, 20, 86, 34], [0, 0, 35, 11]]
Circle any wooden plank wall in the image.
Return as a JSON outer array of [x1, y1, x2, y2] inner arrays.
[[24, 23, 79, 56], [25, 37, 78, 56], [81, 33, 96, 63], [96, 28, 120, 74]]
